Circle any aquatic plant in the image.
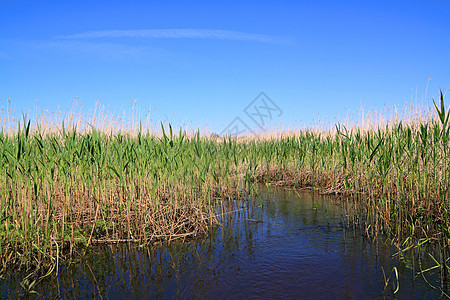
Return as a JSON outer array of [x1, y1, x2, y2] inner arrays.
[[0, 91, 448, 287]]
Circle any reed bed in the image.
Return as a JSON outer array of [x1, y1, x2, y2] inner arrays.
[[0, 123, 248, 273], [0, 91, 448, 280]]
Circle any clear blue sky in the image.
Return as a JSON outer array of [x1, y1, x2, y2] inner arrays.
[[1, 1, 449, 133]]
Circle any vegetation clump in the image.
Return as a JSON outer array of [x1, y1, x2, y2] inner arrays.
[[0, 91, 448, 281]]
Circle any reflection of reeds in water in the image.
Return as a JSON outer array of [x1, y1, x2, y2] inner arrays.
[[0, 91, 449, 287], [3, 189, 443, 298]]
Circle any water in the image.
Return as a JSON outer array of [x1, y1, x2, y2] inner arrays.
[[1, 187, 447, 299]]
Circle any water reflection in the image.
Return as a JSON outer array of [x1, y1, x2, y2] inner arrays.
[[1, 187, 446, 299]]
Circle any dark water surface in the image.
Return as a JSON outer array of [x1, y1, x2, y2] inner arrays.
[[1, 187, 446, 299]]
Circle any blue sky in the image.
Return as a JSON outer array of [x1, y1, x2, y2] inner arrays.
[[1, 1, 449, 134]]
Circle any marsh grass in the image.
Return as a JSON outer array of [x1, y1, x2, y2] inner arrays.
[[0, 120, 246, 273], [0, 91, 449, 288]]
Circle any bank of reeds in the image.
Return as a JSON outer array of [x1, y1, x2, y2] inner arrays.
[[0, 91, 448, 278], [257, 92, 448, 245], [0, 123, 250, 273]]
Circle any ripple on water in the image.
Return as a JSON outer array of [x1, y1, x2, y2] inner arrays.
[[1, 187, 446, 299]]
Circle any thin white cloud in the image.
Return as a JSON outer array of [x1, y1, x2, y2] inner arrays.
[[56, 29, 290, 44], [44, 40, 149, 58], [4, 39, 172, 62]]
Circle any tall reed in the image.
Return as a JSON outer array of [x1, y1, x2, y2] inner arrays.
[[0, 91, 448, 281]]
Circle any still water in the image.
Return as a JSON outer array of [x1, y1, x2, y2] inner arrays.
[[1, 187, 446, 299]]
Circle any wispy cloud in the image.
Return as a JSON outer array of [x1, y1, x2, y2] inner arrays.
[[42, 40, 150, 58], [56, 29, 290, 44], [1, 38, 173, 63]]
